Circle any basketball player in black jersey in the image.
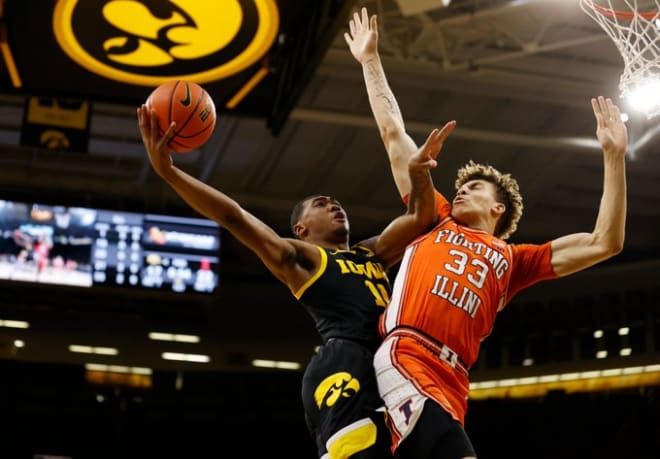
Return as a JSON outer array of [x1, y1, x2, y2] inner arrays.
[[138, 104, 455, 458]]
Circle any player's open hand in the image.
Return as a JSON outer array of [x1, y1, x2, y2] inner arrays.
[[591, 96, 628, 159], [344, 7, 379, 64], [409, 120, 457, 176]]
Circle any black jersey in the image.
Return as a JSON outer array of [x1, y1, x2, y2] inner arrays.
[[296, 244, 394, 458], [293, 244, 391, 352]]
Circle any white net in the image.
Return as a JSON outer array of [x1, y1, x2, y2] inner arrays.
[[580, 0, 660, 118]]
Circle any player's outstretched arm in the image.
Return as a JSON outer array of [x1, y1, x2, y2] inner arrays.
[[137, 105, 319, 288], [345, 7, 457, 199], [345, 7, 419, 197], [372, 128, 443, 268], [549, 96, 627, 277]]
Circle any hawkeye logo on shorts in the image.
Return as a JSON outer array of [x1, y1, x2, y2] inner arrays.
[[314, 372, 361, 410], [53, 0, 279, 86]]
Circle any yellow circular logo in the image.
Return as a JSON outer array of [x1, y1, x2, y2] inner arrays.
[[53, 0, 279, 86], [314, 372, 361, 409]]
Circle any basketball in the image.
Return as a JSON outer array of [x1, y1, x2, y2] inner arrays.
[[146, 80, 217, 153]]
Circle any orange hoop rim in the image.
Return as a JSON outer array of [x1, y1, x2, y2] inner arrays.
[[582, 0, 660, 21]]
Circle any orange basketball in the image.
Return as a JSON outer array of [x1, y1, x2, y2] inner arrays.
[[146, 80, 217, 153]]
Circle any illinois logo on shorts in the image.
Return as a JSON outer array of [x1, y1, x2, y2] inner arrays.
[[52, 0, 279, 86]]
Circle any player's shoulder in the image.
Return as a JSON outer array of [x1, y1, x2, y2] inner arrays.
[[351, 236, 378, 254], [349, 242, 376, 257]]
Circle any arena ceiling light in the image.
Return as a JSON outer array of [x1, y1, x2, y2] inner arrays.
[[394, 0, 452, 16]]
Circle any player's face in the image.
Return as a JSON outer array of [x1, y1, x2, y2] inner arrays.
[[299, 196, 349, 239], [451, 179, 502, 225]]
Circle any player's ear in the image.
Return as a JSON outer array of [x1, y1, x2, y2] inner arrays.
[[293, 222, 307, 239], [491, 202, 505, 217]]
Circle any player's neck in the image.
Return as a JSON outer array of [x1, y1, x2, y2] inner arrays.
[[307, 236, 349, 251], [460, 215, 496, 236]]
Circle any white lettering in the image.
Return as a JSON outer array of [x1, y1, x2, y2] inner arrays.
[[430, 274, 482, 319]]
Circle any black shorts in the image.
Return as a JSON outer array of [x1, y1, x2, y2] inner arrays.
[[301, 338, 393, 459], [397, 400, 476, 459]]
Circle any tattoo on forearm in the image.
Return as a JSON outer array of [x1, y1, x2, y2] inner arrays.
[[365, 60, 402, 117]]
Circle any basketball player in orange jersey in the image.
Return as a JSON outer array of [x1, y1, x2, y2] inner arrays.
[[137, 104, 451, 459], [346, 7, 628, 459]]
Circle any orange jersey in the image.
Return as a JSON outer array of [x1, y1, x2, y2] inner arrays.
[[379, 191, 557, 425]]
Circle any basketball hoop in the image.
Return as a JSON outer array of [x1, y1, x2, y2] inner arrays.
[[580, 0, 660, 118]]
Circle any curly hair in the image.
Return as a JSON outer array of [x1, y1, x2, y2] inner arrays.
[[455, 160, 523, 240]]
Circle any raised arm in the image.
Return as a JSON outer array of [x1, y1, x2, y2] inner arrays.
[[549, 96, 627, 277], [137, 105, 319, 289], [368, 128, 446, 268], [345, 7, 456, 198]]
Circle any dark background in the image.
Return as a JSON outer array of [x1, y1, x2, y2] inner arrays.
[[2, 359, 658, 459]]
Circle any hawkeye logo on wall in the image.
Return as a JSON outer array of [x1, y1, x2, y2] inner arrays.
[[53, 0, 280, 86]]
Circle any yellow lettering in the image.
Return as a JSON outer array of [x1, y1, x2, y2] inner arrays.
[[365, 280, 390, 307], [335, 259, 350, 274], [346, 260, 365, 275], [334, 260, 387, 282], [364, 262, 386, 280]]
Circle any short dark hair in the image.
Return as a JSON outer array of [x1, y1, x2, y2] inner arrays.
[[290, 195, 317, 238]]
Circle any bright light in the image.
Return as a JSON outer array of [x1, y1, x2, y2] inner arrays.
[[69, 345, 93, 353], [85, 363, 152, 374], [0, 319, 29, 329], [580, 370, 600, 379], [13, 339, 24, 348], [161, 352, 210, 363], [596, 350, 608, 359], [593, 329, 604, 339], [618, 327, 630, 336], [626, 78, 660, 116], [559, 372, 580, 381], [69, 345, 118, 355], [252, 359, 301, 370], [148, 332, 200, 343]]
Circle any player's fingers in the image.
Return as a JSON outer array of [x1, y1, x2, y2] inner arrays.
[[606, 98, 620, 121], [156, 122, 175, 151], [163, 122, 176, 142], [437, 120, 457, 140], [343, 32, 352, 46], [423, 129, 443, 158], [138, 107, 151, 137], [423, 128, 440, 148], [353, 11, 361, 31], [349, 18, 356, 37], [591, 98, 605, 127], [361, 7, 369, 29], [149, 108, 159, 137], [591, 97, 599, 116], [598, 96, 610, 119], [370, 14, 377, 32]]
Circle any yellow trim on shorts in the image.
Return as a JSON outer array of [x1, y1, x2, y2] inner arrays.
[[326, 418, 377, 459]]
